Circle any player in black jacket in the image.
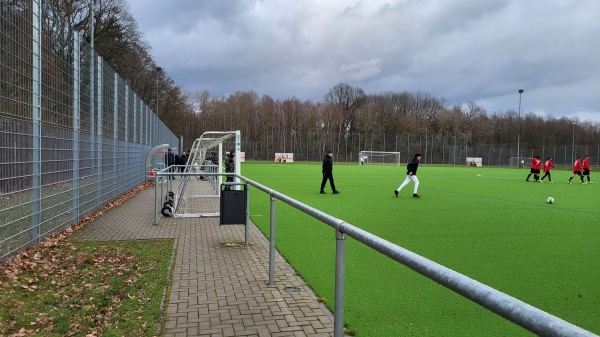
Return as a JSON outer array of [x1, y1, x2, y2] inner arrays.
[[320, 150, 339, 194], [394, 153, 421, 198]]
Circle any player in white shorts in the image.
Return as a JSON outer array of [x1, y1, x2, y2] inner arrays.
[[395, 153, 421, 198]]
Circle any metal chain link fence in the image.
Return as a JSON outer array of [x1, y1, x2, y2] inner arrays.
[[0, 0, 177, 260], [242, 130, 600, 167]]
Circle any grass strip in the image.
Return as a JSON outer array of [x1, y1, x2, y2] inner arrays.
[[0, 239, 173, 337]]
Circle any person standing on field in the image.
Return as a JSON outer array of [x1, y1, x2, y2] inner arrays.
[[582, 155, 593, 184], [320, 150, 339, 194], [526, 156, 542, 182], [568, 156, 584, 184], [394, 153, 421, 198], [540, 157, 555, 183]]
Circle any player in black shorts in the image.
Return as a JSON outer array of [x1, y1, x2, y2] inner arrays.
[[582, 155, 593, 184]]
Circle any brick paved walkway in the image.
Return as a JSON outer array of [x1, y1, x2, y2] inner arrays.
[[72, 186, 335, 337]]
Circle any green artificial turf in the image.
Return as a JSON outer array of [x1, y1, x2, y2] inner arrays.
[[243, 163, 600, 337]]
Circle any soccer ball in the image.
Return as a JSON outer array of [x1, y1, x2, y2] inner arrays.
[[546, 197, 554, 204]]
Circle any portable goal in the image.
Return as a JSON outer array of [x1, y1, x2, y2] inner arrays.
[[359, 151, 401, 165], [161, 131, 241, 218]]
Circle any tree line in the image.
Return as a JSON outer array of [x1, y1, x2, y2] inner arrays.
[[184, 86, 600, 163]]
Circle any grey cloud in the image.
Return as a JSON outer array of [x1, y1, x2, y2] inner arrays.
[[130, 0, 600, 121]]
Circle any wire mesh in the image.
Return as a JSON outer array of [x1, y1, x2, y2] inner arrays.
[[0, 0, 177, 260]]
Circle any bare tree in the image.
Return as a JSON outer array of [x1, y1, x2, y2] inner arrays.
[[324, 82, 365, 134]]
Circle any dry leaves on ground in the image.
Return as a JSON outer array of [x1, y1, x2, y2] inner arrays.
[[1, 183, 157, 337]]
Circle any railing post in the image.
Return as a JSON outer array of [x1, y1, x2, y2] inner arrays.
[[154, 174, 159, 225], [269, 194, 276, 286], [244, 184, 250, 245], [334, 227, 346, 337]]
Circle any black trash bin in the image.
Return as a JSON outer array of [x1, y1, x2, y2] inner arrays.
[[220, 183, 246, 225]]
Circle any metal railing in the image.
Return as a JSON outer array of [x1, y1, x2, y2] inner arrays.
[[228, 173, 596, 337]]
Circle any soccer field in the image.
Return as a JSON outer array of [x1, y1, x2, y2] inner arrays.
[[243, 163, 600, 337]]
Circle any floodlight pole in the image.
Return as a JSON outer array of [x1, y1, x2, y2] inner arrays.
[[424, 116, 430, 164], [156, 66, 162, 115], [571, 122, 576, 164], [517, 89, 524, 168]]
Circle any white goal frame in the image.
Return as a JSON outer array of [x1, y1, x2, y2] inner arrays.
[[359, 151, 401, 166], [165, 130, 241, 219]]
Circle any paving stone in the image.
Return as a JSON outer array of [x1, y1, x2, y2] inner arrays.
[[72, 187, 334, 336]]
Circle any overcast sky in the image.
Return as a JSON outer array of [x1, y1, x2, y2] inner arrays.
[[128, 0, 600, 122]]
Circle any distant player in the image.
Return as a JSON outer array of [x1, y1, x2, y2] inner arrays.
[[539, 157, 555, 183], [582, 155, 593, 184], [567, 156, 584, 184], [526, 156, 542, 182], [394, 153, 421, 198]]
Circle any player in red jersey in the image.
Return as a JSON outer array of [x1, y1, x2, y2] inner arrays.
[[526, 156, 542, 182], [567, 156, 584, 184], [540, 157, 555, 183], [582, 155, 592, 184]]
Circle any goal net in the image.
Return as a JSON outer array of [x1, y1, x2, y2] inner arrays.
[[164, 131, 241, 218], [359, 151, 401, 165]]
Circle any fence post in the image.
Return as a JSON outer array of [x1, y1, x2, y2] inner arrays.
[[269, 194, 276, 286], [112, 73, 118, 199], [96, 56, 103, 206], [89, 13, 96, 210], [72, 33, 81, 222], [31, 0, 42, 243], [124, 85, 129, 186], [133, 96, 137, 144], [140, 105, 144, 147], [140, 103, 145, 146], [334, 227, 346, 337]]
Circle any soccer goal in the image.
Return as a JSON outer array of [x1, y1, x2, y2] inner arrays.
[[163, 131, 241, 218], [359, 151, 401, 165]]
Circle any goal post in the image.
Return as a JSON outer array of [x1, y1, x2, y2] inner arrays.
[[359, 151, 401, 166], [166, 130, 241, 218], [186, 130, 241, 186]]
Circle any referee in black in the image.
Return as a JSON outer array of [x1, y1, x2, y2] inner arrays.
[[320, 150, 339, 194]]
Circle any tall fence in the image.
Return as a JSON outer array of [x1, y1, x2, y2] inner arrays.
[[242, 130, 600, 167], [0, 0, 178, 260]]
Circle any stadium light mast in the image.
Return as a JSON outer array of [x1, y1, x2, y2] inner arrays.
[[156, 66, 162, 115], [571, 122, 576, 164], [425, 116, 430, 164], [517, 89, 524, 168]]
